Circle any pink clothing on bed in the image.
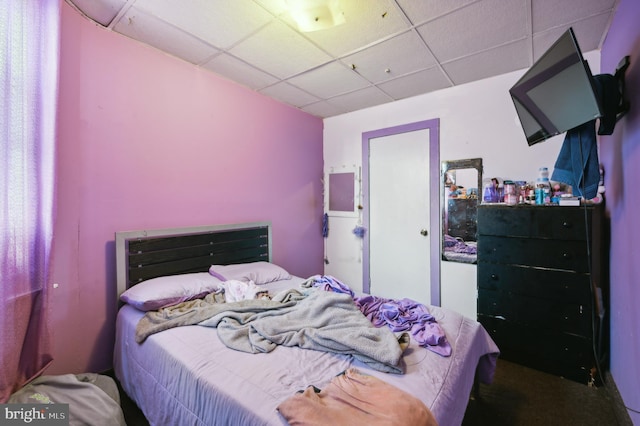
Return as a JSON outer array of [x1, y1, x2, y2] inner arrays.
[[277, 368, 438, 426]]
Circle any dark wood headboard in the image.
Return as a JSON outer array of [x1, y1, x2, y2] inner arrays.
[[115, 222, 271, 299]]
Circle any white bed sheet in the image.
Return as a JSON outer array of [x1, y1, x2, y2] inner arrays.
[[114, 276, 499, 426]]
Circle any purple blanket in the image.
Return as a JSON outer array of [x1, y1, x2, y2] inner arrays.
[[355, 295, 451, 356], [444, 234, 477, 254], [305, 275, 452, 357]]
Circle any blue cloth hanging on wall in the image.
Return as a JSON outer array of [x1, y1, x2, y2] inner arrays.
[[322, 213, 329, 238], [551, 121, 600, 199], [551, 74, 620, 199]]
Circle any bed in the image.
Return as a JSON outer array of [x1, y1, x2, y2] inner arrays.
[[442, 234, 478, 264], [113, 222, 499, 426]]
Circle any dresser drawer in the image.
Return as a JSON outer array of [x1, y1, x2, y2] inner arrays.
[[479, 316, 596, 384], [477, 235, 590, 272], [478, 263, 591, 304], [478, 289, 591, 337], [478, 205, 595, 240]]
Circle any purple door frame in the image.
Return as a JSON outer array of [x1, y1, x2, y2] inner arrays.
[[361, 119, 441, 306]]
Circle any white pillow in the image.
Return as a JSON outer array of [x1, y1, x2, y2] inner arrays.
[[208, 261, 291, 285], [120, 272, 221, 311]]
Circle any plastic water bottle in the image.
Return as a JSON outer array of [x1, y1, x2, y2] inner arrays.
[[538, 167, 549, 180], [535, 177, 551, 205]]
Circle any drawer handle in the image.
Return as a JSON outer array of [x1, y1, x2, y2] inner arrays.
[[562, 221, 572, 228], [491, 274, 499, 281], [562, 252, 572, 260]]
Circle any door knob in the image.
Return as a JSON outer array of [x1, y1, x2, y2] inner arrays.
[[420, 229, 428, 236]]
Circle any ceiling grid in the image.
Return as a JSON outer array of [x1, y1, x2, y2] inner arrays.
[[65, 0, 619, 118]]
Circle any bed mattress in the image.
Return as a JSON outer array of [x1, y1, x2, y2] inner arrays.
[[114, 277, 498, 426]]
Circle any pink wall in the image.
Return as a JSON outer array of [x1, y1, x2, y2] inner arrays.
[[599, 0, 640, 422], [50, 3, 324, 374]]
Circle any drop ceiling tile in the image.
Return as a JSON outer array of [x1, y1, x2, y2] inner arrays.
[[287, 61, 370, 99], [229, 20, 333, 79], [260, 82, 320, 107], [299, 0, 411, 57], [395, 0, 478, 25], [132, 0, 275, 48], [70, 0, 127, 26], [301, 100, 349, 118], [113, 7, 219, 64], [417, 0, 529, 62], [442, 39, 531, 85], [253, 0, 289, 16], [532, 14, 612, 60], [202, 53, 279, 90], [342, 31, 436, 83], [378, 68, 452, 100], [570, 14, 612, 51], [328, 86, 394, 113], [531, 0, 617, 32]]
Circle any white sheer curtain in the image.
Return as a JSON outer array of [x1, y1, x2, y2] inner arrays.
[[0, 0, 59, 402]]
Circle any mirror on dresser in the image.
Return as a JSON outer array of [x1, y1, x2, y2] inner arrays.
[[441, 158, 483, 263]]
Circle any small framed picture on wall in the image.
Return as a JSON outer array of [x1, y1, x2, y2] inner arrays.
[[326, 165, 358, 217]]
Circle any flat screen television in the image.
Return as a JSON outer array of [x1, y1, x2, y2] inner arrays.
[[510, 28, 602, 146]]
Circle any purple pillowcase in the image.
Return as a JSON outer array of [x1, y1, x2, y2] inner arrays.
[[120, 272, 221, 311]]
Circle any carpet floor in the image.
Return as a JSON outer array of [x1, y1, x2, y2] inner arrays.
[[462, 359, 633, 426]]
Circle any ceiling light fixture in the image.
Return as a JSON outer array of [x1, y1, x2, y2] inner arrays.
[[286, 0, 345, 32]]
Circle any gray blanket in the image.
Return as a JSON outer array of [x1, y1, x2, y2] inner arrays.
[[135, 288, 303, 342], [136, 289, 407, 374]]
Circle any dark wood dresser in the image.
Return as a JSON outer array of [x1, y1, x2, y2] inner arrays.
[[477, 204, 609, 384]]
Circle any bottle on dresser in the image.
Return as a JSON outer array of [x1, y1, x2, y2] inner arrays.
[[535, 167, 551, 205]]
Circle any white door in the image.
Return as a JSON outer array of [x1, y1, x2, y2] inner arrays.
[[368, 128, 432, 304]]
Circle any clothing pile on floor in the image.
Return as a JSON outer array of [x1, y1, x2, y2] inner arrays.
[[8, 373, 126, 426]]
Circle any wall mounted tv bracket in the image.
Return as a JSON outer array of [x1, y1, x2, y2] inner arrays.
[[614, 55, 631, 122]]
